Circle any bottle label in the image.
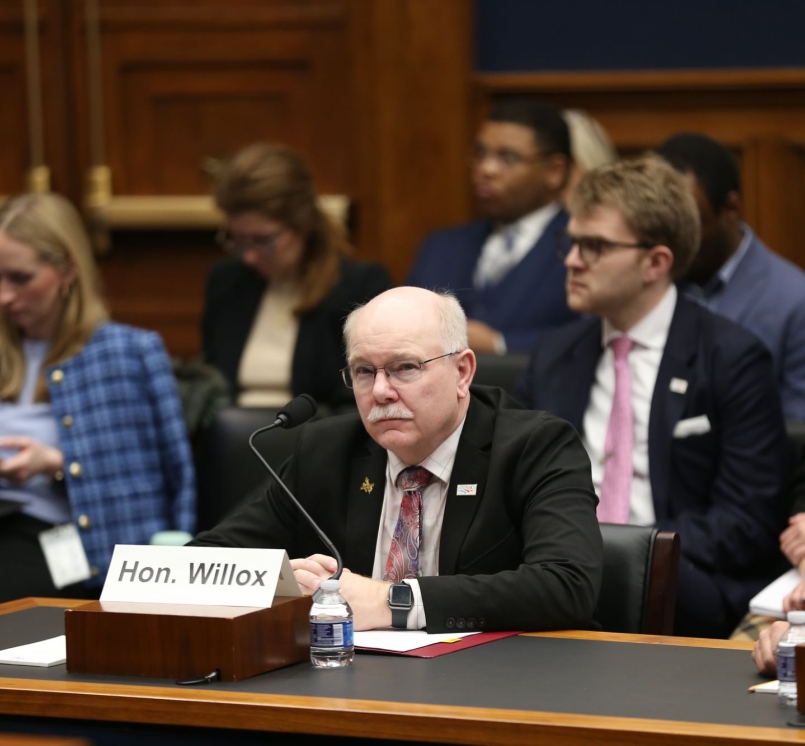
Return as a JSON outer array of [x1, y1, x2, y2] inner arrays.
[[779, 646, 797, 684], [310, 620, 354, 648]]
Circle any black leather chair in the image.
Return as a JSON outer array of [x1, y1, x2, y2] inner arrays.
[[195, 407, 302, 532], [595, 523, 681, 635], [473, 353, 529, 393]]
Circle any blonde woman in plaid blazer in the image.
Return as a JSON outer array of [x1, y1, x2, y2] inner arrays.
[[0, 193, 195, 601]]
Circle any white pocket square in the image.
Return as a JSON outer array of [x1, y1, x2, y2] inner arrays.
[[673, 414, 711, 438]]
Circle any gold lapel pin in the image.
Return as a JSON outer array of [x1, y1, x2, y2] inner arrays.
[[361, 477, 374, 494]]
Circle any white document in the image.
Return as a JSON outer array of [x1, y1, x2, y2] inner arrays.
[[354, 630, 478, 653], [101, 545, 301, 607], [38, 524, 91, 589], [0, 635, 66, 667], [749, 568, 801, 618], [672, 414, 711, 438]]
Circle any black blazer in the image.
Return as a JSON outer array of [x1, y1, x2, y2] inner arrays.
[[202, 258, 392, 409], [513, 294, 789, 617], [191, 385, 603, 633]]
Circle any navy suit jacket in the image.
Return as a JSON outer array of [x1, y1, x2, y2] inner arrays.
[[690, 228, 805, 422], [513, 294, 788, 616], [407, 209, 578, 352]]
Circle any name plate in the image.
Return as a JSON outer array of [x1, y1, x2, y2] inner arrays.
[[100, 545, 301, 607]]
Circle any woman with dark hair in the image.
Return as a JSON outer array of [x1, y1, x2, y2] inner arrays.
[[0, 193, 195, 601], [204, 142, 392, 410]]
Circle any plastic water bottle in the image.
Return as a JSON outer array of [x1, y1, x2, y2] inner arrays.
[[309, 578, 354, 668], [778, 610, 805, 705]]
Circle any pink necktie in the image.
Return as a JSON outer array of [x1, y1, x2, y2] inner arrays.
[[598, 336, 635, 524], [384, 466, 432, 583]]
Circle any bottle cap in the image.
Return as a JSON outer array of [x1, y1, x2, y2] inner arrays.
[[320, 578, 341, 592]]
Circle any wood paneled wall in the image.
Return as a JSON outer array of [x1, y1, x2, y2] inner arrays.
[[5, 1, 805, 357], [475, 69, 805, 270], [1, 0, 473, 357]]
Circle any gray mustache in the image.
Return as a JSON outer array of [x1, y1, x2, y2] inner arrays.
[[367, 404, 415, 423]]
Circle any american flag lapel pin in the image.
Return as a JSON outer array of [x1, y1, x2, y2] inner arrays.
[[456, 484, 477, 496]]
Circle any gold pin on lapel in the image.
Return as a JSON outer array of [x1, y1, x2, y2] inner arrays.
[[361, 477, 374, 494]]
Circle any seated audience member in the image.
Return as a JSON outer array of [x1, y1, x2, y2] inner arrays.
[[561, 109, 618, 203], [0, 193, 195, 602], [407, 97, 578, 355], [657, 133, 805, 422], [204, 142, 392, 410], [191, 287, 603, 632], [512, 155, 788, 638]]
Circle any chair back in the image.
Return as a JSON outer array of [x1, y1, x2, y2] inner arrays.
[[472, 354, 529, 392], [595, 523, 680, 635], [195, 407, 301, 531]]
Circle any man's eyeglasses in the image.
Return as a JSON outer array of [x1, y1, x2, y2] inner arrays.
[[341, 352, 460, 390], [471, 144, 542, 170], [216, 229, 285, 256], [556, 231, 654, 265]]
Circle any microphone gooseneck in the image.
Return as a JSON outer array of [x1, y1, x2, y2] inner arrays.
[[248, 394, 344, 580]]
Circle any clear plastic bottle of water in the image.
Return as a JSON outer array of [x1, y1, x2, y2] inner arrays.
[[778, 610, 805, 705], [309, 578, 354, 668]]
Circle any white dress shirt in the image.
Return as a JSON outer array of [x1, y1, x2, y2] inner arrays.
[[582, 284, 677, 526], [371, 417, 466, 629], [473, 201, 562, 289]]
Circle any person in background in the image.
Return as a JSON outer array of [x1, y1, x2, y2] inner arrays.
[[0, 193, 195, 602], [656, 132, 805, 423], [408, 97, 577, 355], [203, 142, 392, 411], [561, 109, 618, 204], [512, 155, 788, 638]]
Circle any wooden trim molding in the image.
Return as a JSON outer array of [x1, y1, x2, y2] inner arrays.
[[476, 67, 805, 94], [84, 194, 351, 230]]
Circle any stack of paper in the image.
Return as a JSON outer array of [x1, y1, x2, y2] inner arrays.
[[0, 635, 66, 667], [748, 568, 801, 618]]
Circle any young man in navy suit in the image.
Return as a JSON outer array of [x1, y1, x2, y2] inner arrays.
[[657, 132, 805, 423], [513, 155, 788, 638], [408, 97, 578, 354]]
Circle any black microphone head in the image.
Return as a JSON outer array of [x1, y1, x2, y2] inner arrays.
[[276, 394, 317, 429]]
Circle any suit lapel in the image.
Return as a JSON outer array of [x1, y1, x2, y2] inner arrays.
[[560, 321, 601, 433], [648, 296, 699, 519], [344, 437, 387, 576], [439, 396, 494, 576]]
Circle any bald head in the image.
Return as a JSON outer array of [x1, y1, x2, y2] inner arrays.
[[344, 287, 468, 358]]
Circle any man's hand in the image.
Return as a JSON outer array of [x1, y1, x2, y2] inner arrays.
[[0, 437, 63, 485], [752, 621, 790, 677], [780, 513, 805, 567], [290, 556, 392, 631], [466, 320, 504, 354], [291, 554, 337, 595], [338, 569, 392, 631]]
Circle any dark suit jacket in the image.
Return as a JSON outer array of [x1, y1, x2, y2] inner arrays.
[[202, 258, 392, 409], [687, 228, 805, 422], [191, 385, 603, 633], [513, 294, 788, 617], [407, 210, 578, 353]]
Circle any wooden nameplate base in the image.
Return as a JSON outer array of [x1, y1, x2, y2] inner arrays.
[[64, 596, 312, 682]]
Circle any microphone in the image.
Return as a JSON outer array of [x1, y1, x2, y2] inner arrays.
[[248, 394, 343, 579]]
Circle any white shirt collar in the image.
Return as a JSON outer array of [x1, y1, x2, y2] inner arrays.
[[497, 201, 562, 246], [602, 284, 677, 351], [388, 415, 467, 487]]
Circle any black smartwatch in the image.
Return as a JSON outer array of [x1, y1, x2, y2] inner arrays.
[[388, 582, 414, 628]]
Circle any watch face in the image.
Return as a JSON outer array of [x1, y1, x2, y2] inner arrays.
[[389, 583, 414, 607]]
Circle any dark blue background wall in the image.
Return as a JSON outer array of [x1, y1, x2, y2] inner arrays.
[[476, 0, 805, 72]]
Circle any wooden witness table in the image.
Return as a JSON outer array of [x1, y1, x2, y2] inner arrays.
[[0, 598, 801, 746]]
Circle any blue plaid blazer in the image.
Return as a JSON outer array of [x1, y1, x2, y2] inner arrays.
[[46, 323, 196, 585]]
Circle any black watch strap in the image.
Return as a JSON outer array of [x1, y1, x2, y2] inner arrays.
[[391, 605, 409, 629]]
